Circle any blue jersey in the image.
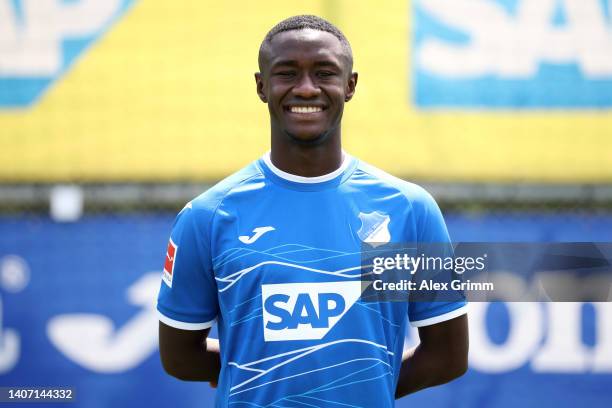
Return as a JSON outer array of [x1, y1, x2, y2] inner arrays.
[[157, 153, 467, 407]]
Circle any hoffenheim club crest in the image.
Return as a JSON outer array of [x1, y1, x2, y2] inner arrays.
[[357, 211, 391, 247]]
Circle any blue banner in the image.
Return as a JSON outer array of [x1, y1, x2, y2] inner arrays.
[[1, 213, 611, 407]]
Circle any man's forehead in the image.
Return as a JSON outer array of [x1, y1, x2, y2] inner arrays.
[[271, 28, 340, 46], [267, 29, 346, 64]]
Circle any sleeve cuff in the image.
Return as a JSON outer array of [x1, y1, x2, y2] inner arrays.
[[157, 310, 217, 330], [410, 303, 468, 328]]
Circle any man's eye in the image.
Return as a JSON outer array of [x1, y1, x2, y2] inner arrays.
[[317, 71, 336, 78], [275, 71, 295, 77]]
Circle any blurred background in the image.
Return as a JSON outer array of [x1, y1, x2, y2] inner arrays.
[[1, 0, 611, 407]]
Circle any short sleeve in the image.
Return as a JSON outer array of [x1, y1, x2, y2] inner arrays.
[[408, 189, 468, 327], [157, 204, 219, 330]]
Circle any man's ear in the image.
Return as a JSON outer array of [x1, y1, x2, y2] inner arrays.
[[255, 72, 267, 103], [344, 72, 358, 102]]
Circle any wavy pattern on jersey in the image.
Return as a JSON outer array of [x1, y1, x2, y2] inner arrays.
[[213, 244, 389, 293], [216, 262, 364, 293], [227, 293, 263, 327], [215, 243, 399, 406], [229, 360, 393, 407], [213, 243, 391, 269], [355, 301, 401, 329], [227, 339, 395, 407]]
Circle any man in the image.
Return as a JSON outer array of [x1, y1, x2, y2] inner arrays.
[[157, 15, 468, 407]]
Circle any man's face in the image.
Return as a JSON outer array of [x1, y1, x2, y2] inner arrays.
[[256, 29, 357, 144]]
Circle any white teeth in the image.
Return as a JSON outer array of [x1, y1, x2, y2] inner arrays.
[[290, 106, 322, 113]]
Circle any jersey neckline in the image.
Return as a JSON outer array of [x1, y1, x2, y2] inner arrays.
[[257, 151, 358, 191]]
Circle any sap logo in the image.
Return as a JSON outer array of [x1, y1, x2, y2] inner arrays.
[[265, 293, 344, 330], [414, 0, 612, 107], [0, 0, 135, 108], [261, 281, 362, 342], [417, 0, 612, 78]]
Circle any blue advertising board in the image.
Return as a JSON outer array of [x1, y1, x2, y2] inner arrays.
[[0, 212, 611, 407]]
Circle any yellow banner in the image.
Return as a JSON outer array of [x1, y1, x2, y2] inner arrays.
[[1, 1, 611, 182]]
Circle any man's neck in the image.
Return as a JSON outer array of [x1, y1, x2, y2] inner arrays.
[[269, 138, 343, 178]]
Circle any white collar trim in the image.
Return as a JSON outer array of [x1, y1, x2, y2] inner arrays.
[[262, 151, 351, 184]]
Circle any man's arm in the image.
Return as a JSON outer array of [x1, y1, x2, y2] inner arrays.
[[395, 314, 469, 399], [158, 322, 221, 384]]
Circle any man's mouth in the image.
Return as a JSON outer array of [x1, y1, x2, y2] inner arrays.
[[285, 105, 326, 114]]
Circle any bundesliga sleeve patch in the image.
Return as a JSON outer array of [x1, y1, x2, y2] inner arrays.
[[162, 238, 177, 287]]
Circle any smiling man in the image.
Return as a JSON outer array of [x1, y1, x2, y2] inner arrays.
[[157, 15, 468, 407]]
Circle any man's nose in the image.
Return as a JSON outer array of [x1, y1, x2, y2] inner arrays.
[[292, 74, 321, 98]]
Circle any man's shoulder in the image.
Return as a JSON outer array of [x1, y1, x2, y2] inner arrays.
[[186, 160, 264, 215], [353, 159, 437, 207]]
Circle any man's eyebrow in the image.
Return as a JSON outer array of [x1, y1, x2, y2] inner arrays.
[[314, 61, 341, 69], [271, 60, 299, 68]]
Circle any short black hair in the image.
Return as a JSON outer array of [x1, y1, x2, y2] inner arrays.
[[258, 15, 353, 71]]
